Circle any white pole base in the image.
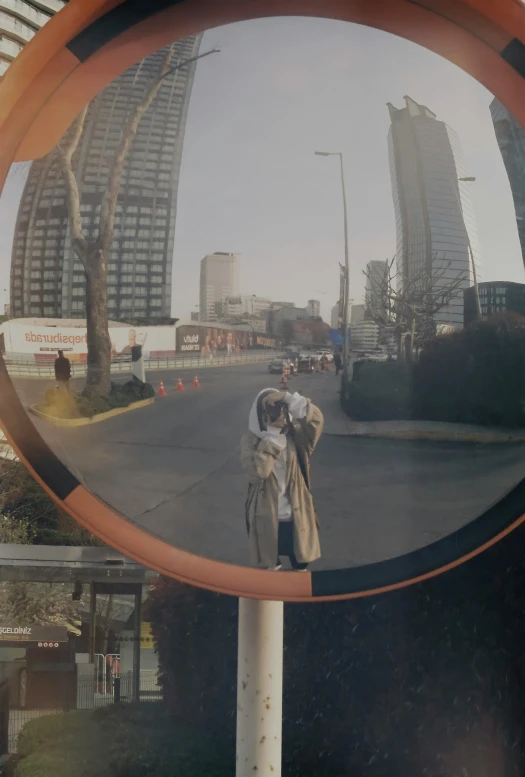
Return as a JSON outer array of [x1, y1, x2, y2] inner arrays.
[[236, 598, 284, 777]]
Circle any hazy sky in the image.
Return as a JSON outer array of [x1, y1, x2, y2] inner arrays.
[[1, 16, 524, 321]]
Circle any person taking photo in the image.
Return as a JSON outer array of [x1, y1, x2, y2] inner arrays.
[[241, 388, 323, 571]]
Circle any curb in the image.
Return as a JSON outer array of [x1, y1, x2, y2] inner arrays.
[[323, 427, 525, 444], [28, 397, 155, 427]]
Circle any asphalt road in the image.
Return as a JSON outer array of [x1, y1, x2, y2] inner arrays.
[[11, 365, 525, 570]]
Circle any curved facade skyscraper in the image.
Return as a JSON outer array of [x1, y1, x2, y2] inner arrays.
[[0, 0, 65, 78], [387, 95, 481, 329], [490, 97, 525, 270], [10, 35, 202, 320]]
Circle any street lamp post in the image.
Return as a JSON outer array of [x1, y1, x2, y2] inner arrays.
[[456, 176, 481, 320], [315, 151, 350, 382]]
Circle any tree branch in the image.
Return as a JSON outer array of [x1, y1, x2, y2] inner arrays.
[[56, 106, 89, 262]]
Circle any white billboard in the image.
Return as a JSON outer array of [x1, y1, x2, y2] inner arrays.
[[0, 322, 176, 362]]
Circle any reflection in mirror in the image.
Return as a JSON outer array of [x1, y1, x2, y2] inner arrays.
[[1, 18, 525, 572]]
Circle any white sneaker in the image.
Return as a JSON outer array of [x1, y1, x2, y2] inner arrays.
[[267, 564, 282, 571]]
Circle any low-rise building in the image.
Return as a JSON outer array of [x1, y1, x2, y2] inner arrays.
[[350, 320, 380, 352], [464, 281, 525, 327]]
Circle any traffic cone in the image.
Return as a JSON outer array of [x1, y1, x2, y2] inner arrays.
[[193, 375, 200, 388], [176, 378, 184, 392], [158, 381, 166, 397]]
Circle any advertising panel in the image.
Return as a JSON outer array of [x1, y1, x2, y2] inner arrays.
[[177, 326, 275, 355], [110, 326, 176, 359], [1, 322, 176, 362]]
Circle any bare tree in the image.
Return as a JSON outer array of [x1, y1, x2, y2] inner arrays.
[[95, 593, 132, 655], [364, 255, 467, 362], [0, 512, 84, 636], [56, 47, 219, 398]]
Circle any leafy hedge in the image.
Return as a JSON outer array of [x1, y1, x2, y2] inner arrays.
[[0, 459, 101, 545], [344, 361, 413, 421], [15, 704, 231, 777], [344, 322, 525, 426], [413, 322, 525, 426], [40, 379, 155, 420], [145, 522, 525, 777]]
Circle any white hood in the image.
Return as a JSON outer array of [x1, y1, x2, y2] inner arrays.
[[248, 388, 280, 438]]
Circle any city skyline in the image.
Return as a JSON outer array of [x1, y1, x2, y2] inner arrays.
[[1, 17, 524, 323]]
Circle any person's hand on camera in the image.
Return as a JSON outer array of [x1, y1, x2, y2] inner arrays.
[[262, 391, 287, 408]]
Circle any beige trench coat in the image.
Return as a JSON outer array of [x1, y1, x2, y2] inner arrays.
[[240, 400, 324, 568]]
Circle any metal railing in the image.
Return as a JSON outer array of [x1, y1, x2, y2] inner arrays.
[[4, 350, 276, 378], [8, 671, 162, 753]]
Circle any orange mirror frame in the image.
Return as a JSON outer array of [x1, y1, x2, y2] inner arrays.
[[1, 0, 525, 601]]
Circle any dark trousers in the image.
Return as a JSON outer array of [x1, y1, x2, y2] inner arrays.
[[277, 521, 308, 570]]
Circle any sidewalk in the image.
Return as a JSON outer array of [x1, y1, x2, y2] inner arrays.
[[300, 371, 525, 443]]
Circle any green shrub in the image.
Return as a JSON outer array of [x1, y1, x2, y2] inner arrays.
[[146, 529, 525, 777], [0, 459, 102, 546], [413, 322, 525, 427], [15, 704, 233, 777], [343, 361, 413, 421], [40, 380, 154, 419], [342, 322, 525, 427]]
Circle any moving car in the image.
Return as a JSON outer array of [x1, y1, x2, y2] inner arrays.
[[268, 354, 297, 375], [295, 352, 315, 374], [311, 349, 334, 363]]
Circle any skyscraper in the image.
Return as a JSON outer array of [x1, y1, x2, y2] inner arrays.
[[490, 98, 525, 269], [199, 253, 240, 321], [387, 95, 481, 329], [330, 302, 340, 330], [0, 0, 65, 77], [11, 36, 202, 319], [365, 260, 389, 320], [307, 299, 321, 317]]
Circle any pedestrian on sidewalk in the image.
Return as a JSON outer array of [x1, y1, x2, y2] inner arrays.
[[54, 350, 71, 391], [334, 351, 342, 376], [241, 388, 323, 571]]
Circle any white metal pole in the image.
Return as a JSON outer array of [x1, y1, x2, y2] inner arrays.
[[338, 153, 350, 382], [236, 598, 284, 777]]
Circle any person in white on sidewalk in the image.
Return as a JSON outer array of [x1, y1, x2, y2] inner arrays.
[[240, 388, 324, 570]]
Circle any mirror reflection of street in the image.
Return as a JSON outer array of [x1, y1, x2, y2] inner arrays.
[[11, 364, 525, 570]]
